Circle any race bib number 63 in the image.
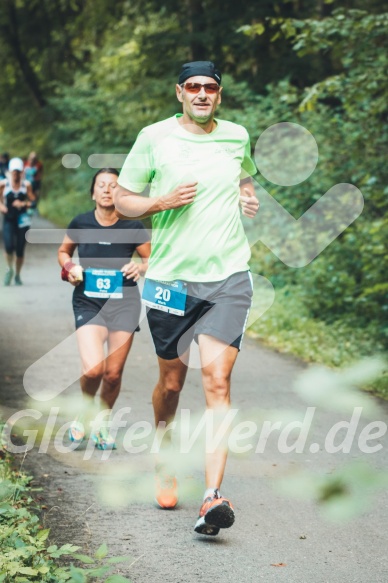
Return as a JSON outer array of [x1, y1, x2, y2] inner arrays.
[[84, 268, 123, 299]]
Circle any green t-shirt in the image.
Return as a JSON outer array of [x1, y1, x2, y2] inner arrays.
[[118, 114, 257, 282]]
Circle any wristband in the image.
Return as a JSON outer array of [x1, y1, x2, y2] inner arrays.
[[64, 261, 76, 271], [61, 261, 76, 282]]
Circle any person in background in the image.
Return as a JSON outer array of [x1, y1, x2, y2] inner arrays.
[[0, 157, 35, 285], [0, 153, 9, 179], [58, 168, 151, 450], [24, 151, 43, 204]]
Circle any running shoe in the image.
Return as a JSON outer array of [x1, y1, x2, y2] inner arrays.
[[91, 426, 117, 450], [68, 419, 85, 444], [14, 274, 22, 285], [194, 489, 235, 536], [155, 466, 178, 509], [4, 268, 13, 286]]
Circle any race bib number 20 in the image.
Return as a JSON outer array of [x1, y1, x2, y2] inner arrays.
[[142, 279, 187, 316]]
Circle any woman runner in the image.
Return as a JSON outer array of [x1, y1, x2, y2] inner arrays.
[[0, 157, 35, 285], [58, 168, 151, 449]]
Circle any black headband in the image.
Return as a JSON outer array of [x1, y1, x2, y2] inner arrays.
[[178, 61, 222, 85]]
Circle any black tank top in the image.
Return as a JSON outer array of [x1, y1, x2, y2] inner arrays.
[[3, 179, 28, 221]]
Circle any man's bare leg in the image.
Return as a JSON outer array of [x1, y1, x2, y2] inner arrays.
[[193, 334, 238, 535], [152, 354, 188, 439], [152, 354, 188, 508], [198, 335, 237, 490]]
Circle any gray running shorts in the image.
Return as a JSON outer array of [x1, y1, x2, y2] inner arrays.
[[146, 271, 253, 360]]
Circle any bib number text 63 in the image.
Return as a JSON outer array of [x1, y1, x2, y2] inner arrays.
[[97, 278, 111, 291]]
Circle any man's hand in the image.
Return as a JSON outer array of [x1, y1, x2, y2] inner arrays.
[[113, 182, 197, 220], [240, 187, 259, 218], [160, 182, 197, 210]]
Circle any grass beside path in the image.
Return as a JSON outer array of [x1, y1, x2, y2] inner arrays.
[[248, 287, 387, 400]]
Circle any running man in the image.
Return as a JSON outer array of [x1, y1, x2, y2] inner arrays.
[[114, 61, 259, 535]]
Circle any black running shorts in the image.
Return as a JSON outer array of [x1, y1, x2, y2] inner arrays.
[[72, 286, 141, 333], [146, 271, 253, 360]]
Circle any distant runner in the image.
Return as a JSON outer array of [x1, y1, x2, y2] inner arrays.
[[114, 61, 259, 535], [0, 153, 9, 179], [24, 151, 43, 202], [58, 168, 150, 450], [0, 157, 35, 285]]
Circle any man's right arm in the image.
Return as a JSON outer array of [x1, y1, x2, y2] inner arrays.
[[115, 127, 197, 219], [113, 182, 197, 220]]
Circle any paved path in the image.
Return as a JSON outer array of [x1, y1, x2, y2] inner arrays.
[[0, 216, 387, 582]]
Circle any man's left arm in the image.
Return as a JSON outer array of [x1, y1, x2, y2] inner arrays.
[[239, 177, 259, 218]]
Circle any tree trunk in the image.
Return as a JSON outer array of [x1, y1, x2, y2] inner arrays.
[[187, 0, 207, 61], [5, 0, 46, 107]]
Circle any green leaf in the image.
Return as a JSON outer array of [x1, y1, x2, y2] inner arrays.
[[47, 545, 58, 553], [36, 528, 50, 541], [73, 554, 96, 564], [94, 542, 108, 559], [0, 480, 14, 501], [0, 503, 13, 514], [69, 565, 87, 583], [38, 566, 50, 574], [59, 544, 81, 554], [253, 23, 265, 36], [86, 565, 112, 577], [17, 567, 38, 576]]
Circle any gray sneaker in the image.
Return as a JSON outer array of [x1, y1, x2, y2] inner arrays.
[[4, 268, 13, 286], [14, 274, 22, 285]]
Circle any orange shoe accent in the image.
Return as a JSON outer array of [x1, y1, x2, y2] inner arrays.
[[155, 473, 178, 509], [199, 494, 234, 519], [194, 490, 235, 535]]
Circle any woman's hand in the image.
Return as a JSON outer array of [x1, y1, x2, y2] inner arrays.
[[67, 265, 83, 286], [62, 262, 83, 286], [12, 199, 27, 210], [121, 261, 143, 282]]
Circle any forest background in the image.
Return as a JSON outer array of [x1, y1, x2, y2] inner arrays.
[[0, 0, 386, 395]]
